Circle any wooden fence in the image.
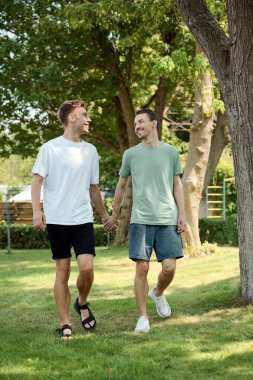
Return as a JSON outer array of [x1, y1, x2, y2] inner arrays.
[[0, 202, 35, 225], [0, 202, 101, 225]]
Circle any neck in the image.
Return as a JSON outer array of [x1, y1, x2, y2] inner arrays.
[[141, 136, 160, 148], [63, 129, 82, 142]]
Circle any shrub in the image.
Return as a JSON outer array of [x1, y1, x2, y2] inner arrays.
[[199, 218, 227, 244], [224, 214, 238, 246], [199, 216, 238, 246], [0, 224, 111, 249]]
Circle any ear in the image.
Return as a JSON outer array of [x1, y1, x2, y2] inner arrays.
[[68, 113, 75, 123], [152, 120, 157, 128]]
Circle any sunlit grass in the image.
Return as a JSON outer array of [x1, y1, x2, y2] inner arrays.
[[0, 246, 252, 380]]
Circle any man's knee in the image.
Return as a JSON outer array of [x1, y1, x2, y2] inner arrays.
[[79, 264, 93, 277], [56, 262, 71, 281], [162, 260, 176, 275], [136, 260, 149, 276]]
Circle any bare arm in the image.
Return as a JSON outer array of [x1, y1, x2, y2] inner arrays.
[[173, 175, 186, 233], [89, 184, 109, 225], [31, 173, 46, 230], [104, 176, 128, 231]]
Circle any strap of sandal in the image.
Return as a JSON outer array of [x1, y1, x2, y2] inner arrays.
[[82, 315, 95, 325], [61, 324, 72, 331], [78, 302, 89, 310], [56, 324, 72, 337]]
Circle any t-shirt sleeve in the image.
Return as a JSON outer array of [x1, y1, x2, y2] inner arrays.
[[173, 149, 183, 176], [119, 150, 131, 177], [90, 148, 99, 184], [32, 144, 49, 178]]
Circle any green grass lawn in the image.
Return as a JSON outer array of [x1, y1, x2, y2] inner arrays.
[[0, 246, 252, 380]]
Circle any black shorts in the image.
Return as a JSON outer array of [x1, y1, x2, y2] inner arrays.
[[47, 223, 95, 260]]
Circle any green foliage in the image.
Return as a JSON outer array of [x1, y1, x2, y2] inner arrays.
[[0, 0, 196, 156], [0, 0, 228, 190], [103, 197, 114, 215], [0, 224, 109, 249], [199, 216, 238, 246], [0, 156, 34, 186]]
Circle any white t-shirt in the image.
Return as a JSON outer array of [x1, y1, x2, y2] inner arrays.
[[32, 136, 99, 225]]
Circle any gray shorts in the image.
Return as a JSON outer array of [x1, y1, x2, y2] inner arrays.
[[129, 224, 183, 262]]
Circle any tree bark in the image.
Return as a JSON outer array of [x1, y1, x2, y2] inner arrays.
[[154, 77, 170, 139], [199, 111, 230, 218], [114, 96, 129, 155], [118, 82, 139, 148], [181, 43, 214, 252], [114, 84, 138, 245], [177, 0, 253, 300]]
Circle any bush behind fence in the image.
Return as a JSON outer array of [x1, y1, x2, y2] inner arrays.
[[0, 216, 238, 250], [0, 224, 110, 249]]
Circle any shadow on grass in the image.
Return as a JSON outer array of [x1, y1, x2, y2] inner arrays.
[[1, 290, 252, 380], [1, 296, 253, 379], [1, 248, 253, 379]]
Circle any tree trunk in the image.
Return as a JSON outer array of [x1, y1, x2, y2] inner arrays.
[[199, 111, 230, 218], [118, 82, 138, 147], [226, 3, 253, 299], [182, 43, 214, 252], [114, 84, 137, 245], [176, 0, 253, 299], [154, 77, 169, 139], [114, 96, 129, 155]]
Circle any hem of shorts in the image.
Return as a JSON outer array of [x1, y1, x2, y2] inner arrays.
[[157, 254, 184, 262], [129, 255, 184, 262], [130, 221, 178, 226], [52, 255, 71, 260], [46, 221, 94, 226], [129, 257, 150, 262], [52, 251, 96, 260], [76, 251, 96, 257]]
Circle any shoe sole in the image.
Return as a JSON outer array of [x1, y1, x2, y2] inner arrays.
[[155, 307, 171, 318], [134, 326, 150, 333]]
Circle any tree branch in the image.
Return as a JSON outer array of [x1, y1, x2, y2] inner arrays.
[[87, 132, 120, 154], [176, 0, 229, 86]]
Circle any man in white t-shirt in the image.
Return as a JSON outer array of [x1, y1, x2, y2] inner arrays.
[[31, 100, 109, 339]]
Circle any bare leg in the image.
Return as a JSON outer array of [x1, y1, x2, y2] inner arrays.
[[155, 258, 176, 296], [76, 254, 95, 328], [134, 260, 149, 317], [54, 258, 71, 334]]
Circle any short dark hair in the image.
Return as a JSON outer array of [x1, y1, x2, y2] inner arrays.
[[135, 108, 160, 132], [57, 100, 85, 125]]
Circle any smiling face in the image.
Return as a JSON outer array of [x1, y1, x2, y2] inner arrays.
[[134, 112, 157, 140], [70, 106, 91, 134]]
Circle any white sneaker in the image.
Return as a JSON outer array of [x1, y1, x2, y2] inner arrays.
[[134, 316, 150, 333], [150, 288, 171, 318]]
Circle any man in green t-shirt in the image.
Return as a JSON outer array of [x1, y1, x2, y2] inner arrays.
[[105, 109, 186, 333]]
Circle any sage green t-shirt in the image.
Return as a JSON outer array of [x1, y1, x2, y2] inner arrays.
[[119, 142, 182, 225]]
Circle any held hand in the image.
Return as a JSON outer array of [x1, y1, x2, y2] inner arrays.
[[33, 210, 46, 231], [104, 215, 119, 232], [101, 214, 110, 226], [177, 214, 186, 233]]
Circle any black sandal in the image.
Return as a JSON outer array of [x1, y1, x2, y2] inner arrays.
[[56, 324, 72, 339], [74, 298, 96, 332]]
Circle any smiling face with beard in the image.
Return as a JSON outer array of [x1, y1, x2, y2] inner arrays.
[[134, 112, 158, 141]]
